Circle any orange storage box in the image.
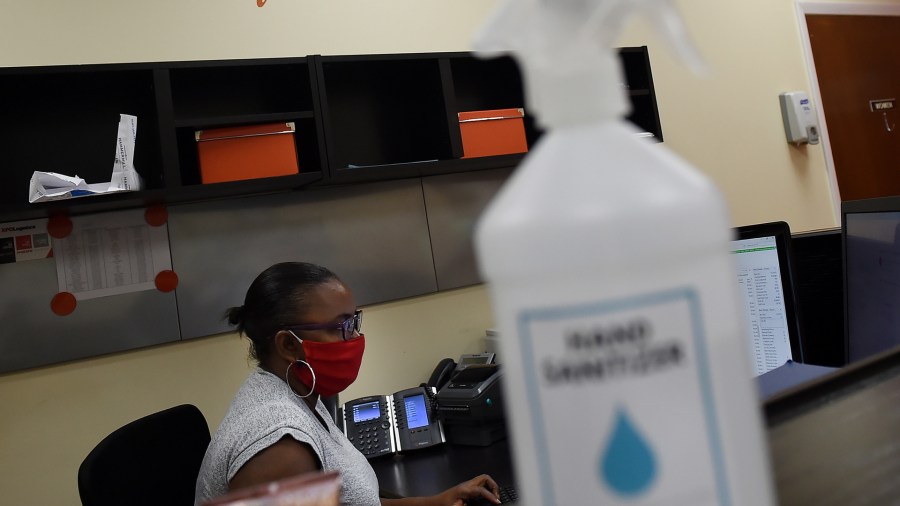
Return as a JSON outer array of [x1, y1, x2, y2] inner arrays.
[[458, 108, 528, 159], [195, 122, 299, 184]]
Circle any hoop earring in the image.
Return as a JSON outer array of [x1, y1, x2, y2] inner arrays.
[[285, 360, 316, 399]]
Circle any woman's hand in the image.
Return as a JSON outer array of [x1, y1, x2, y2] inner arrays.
[[436, 474, 500, 506], [379, 474, 500, 506]]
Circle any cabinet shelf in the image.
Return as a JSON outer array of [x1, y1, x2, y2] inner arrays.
[[322, 154, 527, 185], [162, 171, 323, 202], [0, 172, 325, 223], [0, 48, 660, 223], [0, 189, 169, 223]]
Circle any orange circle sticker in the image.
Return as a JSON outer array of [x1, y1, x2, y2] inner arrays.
[[51, 292, 77, 316], [47, 215, 73, 239], [155, 270, 179, 292], [145, 205, 168, 227]]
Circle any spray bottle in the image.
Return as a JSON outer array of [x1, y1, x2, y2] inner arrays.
[[473, 0, 775, 504]]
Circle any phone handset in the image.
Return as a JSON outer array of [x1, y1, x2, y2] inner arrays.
[[428, 354, 496, 393], [391, 386, 445, 452], [428, 358, 457, 391]]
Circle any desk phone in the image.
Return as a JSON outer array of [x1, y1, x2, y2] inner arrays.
[[342, 395, 397, 458], [342, 386, 445, 459]]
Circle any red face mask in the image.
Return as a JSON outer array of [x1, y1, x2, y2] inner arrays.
[[289, 332, 365, 398]]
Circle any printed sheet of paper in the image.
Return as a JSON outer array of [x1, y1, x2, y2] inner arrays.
[[0, 219, 52, 264], [53, 209, 171, 300]]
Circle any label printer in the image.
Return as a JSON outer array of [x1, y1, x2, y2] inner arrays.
[[435, 363, 507, 446]]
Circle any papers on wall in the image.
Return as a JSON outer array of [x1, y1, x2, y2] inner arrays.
[[53, 209, 171, 300], [0, 219, 51, 264]]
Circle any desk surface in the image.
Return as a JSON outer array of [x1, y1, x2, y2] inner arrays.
[[370, 439, 516, 498], [765, 347, 900, 504], [372, 349, 900, 504]]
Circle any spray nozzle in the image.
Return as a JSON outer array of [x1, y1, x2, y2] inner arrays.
[[473, 0, 707, 128]]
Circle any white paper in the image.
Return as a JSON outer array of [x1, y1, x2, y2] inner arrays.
[[0, 219, 51, 264], [53, 209, 172, 300], [28, 114, 143, 203]]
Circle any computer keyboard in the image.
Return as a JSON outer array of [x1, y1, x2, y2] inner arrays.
[[468, 485, 518, 505], [497, 485, 518, 504]]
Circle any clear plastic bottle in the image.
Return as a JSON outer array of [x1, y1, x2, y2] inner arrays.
[[473, 0, 776, 504]]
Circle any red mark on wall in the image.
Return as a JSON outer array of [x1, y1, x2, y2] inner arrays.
[[257, 0, 267, 6]]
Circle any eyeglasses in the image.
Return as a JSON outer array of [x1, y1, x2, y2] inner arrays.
[[285, 309, 363, 341]]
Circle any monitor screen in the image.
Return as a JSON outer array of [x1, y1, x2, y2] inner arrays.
[[352, 401, 381, 424], [843, 199, 900, 362], [731, 234, 795, 375], [403, 394, 429, 429], [730, 221, 804, 377], [791, 228, 844, 367]]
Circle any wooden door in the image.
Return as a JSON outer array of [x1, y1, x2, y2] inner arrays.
[[807, 15, 900, 201]]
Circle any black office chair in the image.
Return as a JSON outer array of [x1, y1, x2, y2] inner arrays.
[[321, 394, 340, 426], [77, 404, 211, 506]]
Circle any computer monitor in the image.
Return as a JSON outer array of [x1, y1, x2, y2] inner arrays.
[[791, 228, 845, 366], [842, 196, 900, 362], [730, 221, 805, 376]]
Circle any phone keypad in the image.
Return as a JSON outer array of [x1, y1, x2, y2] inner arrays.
[[348, 419, 392, 458]]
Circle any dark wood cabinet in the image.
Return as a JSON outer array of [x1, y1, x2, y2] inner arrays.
[[0, 48, 661, 373], [0, 47, 661, 223], [619, 47, 663, 142], [0, 66, 166, 221], [166, 59, 324, 188], [316, 54, 459, 184], [0, 58, 325, 222]]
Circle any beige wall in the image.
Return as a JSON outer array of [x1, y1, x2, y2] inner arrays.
[[0, 0, 851, 504], [0, 0, 500, 66], [0, 285, 495, 505], [619, 0, 835, 231]]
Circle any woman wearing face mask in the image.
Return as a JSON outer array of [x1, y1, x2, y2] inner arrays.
[[194, 262, 500, 506]]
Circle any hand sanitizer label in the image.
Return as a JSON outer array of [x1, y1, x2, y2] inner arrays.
[[517, 287, 730, 505]]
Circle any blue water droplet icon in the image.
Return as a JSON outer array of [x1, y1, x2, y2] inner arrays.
[[600, 408, 657, 497]]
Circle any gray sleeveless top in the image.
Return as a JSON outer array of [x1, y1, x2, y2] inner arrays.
[[194, 368, 380, 506]]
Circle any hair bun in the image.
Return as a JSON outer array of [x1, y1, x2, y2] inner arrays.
[[226, 305, 245, 326]]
